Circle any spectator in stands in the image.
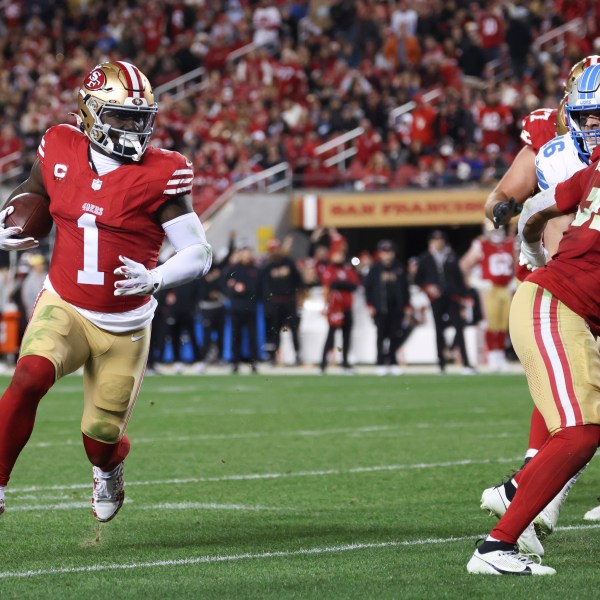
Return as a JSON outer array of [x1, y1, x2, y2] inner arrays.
[[458, 22, 488, 79], [475, 87, 515, 153], [361, 151, 392, 190], [0, 123, 22, 178], [261, 238, 304, 366], [365, 240, 413, 376], [414, 230, 475, 374], [252, 0, 282, 54]]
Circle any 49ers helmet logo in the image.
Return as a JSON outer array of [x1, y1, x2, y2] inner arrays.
[[84, 69, 106, 91]]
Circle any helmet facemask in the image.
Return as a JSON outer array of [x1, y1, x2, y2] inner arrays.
[[77, 61, 158, 162], [566, 64, 600, 162]]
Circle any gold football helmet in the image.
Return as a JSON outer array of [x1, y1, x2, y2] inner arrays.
[[77, 61, 158, 162], [557, 55, 600, 135]]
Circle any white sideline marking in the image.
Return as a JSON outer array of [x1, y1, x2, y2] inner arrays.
[[1, 524, 599, 580], [0, 536, 475, 579], [9, 456, 520, 495], [10, 501, 281, 512]]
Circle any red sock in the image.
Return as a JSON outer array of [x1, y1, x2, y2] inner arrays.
[[526, 407, 551, 454], [0, 356, 55, 486], [485, 331, 496, 351], [491, 425, 600, 544], [82, 433, 131, 472], [495, 331, 506, 350]]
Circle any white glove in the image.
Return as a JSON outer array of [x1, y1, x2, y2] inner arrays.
[[0, 206, 39, 251], [519, 239, 548, 272], [114, 255, 163, 296]]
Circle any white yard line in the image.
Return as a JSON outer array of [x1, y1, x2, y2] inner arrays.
[[0, 525, 598, 580], [9, 501, 282, 512], [28, 421, 522, 448], [28, 425, 399, 448], [8, 456, 520, 495]]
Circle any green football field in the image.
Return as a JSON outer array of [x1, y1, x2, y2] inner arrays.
[[1, 373, 599, 599]]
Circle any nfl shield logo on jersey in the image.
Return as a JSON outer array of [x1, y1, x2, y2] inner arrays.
[[91, 178, 103, 191]]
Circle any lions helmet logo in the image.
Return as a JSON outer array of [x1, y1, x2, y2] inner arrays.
[[84, 69, 106, 91]]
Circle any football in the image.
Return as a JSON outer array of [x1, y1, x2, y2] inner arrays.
[[4, 192, 53, 240]]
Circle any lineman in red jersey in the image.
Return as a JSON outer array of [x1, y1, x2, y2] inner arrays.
[[0, 62, 212, 522], [460, 222, 515, 372], [480, 58, 600, 547], [468, 141, 600, 576]]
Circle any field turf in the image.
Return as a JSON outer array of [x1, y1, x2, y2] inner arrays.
[[1, 373, 599, 599]]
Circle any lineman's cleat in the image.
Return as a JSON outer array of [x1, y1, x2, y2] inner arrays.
[[92, 463, 125, 522], [583, 503, 600, 521], [534, 470, 583, 535], [480, 485, 544, 557], [467, 546, 555, 576]]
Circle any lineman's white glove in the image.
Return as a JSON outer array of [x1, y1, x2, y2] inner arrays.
[[0, 206, 39, 251], [114, 255, 163, 296], [519, 240, 548, 272]]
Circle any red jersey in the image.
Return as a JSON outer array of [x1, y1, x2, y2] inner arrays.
[[520, 109, 556, 152], [476, 104, 513, 148], [480, 238, 515, 286], [320, 263, 360, 312], [38, 125, 193, 313], [527, 146, 600, 333]]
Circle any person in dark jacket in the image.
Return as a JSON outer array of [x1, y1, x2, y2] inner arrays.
[[162, 279, 204, 373], [261, 238, 304, 365], [221, 240, 261, 373], [365, 240, 413, 375], [414, 230, 475, 374], [198, 233, 235, 364]]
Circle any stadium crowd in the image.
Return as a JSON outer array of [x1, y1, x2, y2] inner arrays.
[[0, 0, 599, 372], [1, 0, 599, 215]]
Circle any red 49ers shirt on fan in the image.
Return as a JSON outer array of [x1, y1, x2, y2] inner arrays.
[[527, 146, 600, 334], [480, 238, 515, 286], [38, 124, 193, 313]]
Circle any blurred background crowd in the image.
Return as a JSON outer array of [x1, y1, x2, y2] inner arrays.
[[0, 0, 597, 372], [1, 0, 598, 210]]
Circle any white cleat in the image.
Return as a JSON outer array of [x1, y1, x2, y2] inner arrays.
[[480, 485, 544, 557], [92, 463, 125, 522], [467, 548, 555, 575], [583, 504, 600, 521], [534, 469, 582, 535]]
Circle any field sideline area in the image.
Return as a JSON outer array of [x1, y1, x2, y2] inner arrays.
[[1, 374, 599, 599]]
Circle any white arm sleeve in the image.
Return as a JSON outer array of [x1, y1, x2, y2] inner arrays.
[[517, 187, 557, 240], [153, 212, 212, 290]]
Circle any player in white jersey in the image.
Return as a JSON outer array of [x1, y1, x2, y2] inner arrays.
[[536, 133, 589, 192]]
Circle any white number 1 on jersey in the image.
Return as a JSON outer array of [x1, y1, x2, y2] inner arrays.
[[77, 213, 104, 285]]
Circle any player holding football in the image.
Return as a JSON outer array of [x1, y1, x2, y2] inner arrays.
[[0, 61, 212, 522], [468, 65, 600, 576]]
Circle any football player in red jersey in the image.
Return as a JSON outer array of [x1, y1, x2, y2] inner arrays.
[[479, 57, 600, 547], [460, 220, 515, 372], [468, 110, 600, 575], [0, 62, 212, 522]]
